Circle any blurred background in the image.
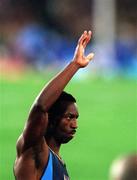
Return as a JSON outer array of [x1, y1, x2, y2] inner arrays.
[[0, 0, 137, 179]]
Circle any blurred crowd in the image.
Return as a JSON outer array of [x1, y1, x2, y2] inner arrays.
[[109, 153, 137, 180], [0, 0, 137, 77]]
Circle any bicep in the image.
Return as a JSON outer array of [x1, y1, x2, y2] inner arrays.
[[22, 104, 48, 150]]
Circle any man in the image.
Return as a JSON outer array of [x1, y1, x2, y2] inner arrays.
[[14, 31, 94, 180], [109, 154, 137, 180]]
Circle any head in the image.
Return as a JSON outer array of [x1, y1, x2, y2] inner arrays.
[[45, 91, 79, 144], [109, 154, 137, 180]]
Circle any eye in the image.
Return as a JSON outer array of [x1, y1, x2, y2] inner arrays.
[[65, 114, 73, 120], [63, 113, 79, 120], [66, 117, 71, 120]]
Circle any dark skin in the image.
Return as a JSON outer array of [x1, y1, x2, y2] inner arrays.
[[14, 31, 94, 180], [47, 103, 79, 149]]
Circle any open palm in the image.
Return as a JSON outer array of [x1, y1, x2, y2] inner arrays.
[[73, 31, 94, 68]]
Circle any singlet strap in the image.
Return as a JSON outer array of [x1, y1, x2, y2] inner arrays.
[[41, 151, 53, 180]]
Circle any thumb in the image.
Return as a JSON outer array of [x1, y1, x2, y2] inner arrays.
[[86, 53, 94, 61]]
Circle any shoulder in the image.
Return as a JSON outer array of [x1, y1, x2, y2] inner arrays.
[[15, 136, 49, 171], [16, 134, 24, 157], [16, 134, 48, 158]]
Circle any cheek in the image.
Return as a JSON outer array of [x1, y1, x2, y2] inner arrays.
[[58, 120, 70, 132]]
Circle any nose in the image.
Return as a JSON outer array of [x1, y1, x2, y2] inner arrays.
[[70, 119, 78, 129]]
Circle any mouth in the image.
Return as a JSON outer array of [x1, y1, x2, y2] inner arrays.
[[69, 129, 76, 136]]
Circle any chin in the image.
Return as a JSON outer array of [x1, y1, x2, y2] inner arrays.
[[61, 137, 73, 144], [56, 135, 73, 144]]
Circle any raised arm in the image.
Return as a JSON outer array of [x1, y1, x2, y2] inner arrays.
[[35, 31, 94, 110], [19, 31, 94, 151]]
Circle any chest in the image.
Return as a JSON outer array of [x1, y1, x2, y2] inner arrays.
[[41, 151, 70, 180]]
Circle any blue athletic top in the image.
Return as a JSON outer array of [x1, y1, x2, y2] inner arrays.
[[41, 150, 70, 180]]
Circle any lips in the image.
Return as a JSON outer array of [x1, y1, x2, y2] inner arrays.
[[69, 129, 76, 135]]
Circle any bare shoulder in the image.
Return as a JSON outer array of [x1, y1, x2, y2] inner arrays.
[[14, 136, 49, 179], [16, 134, 24, 156]]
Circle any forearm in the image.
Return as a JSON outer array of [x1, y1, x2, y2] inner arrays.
[[23, 61, 79, 148], [22, 31, 93, 148], [34, 61, 80, 111]]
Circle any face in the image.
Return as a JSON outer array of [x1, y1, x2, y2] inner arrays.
[[54, 102, 79, 144]]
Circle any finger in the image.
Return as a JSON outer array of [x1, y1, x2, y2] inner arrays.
[[78, 31, 88, 45], [77, 31, 92, 56], [83, 31, 92, 48], [86, 53, 94, 61], [88, 30, 92, 36]]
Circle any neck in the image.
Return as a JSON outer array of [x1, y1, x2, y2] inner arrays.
[[47, 137, 61, 156]]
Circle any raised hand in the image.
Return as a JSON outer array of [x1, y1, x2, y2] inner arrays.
[[73, 30, 94, 68]]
